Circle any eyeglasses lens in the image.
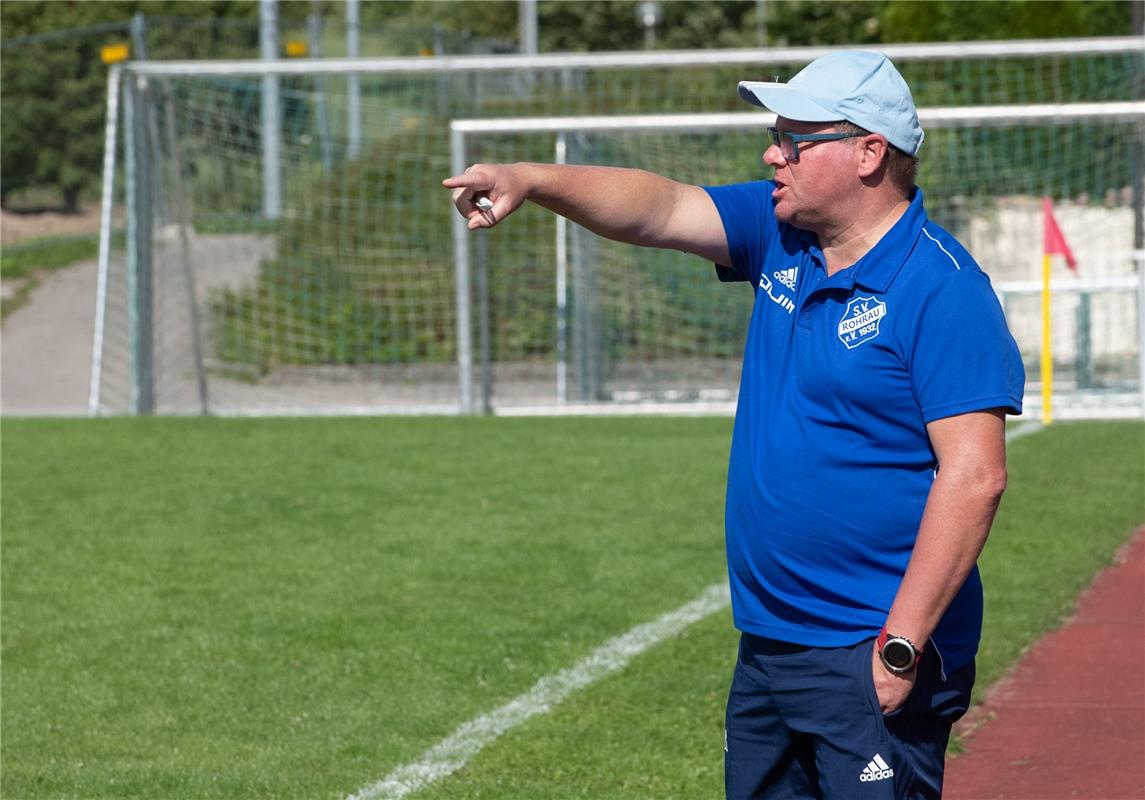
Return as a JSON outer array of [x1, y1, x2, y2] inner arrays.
[[767, 128, 797, 162]]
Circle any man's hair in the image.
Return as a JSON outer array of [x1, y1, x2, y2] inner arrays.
[[834, 121, 919, 195]]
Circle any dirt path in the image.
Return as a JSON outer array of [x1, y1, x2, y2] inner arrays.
[[944, 527, 1145, 800], [2, 205, 108, 414], [1, 259, 99, 415], [1, 232, 273, 416]]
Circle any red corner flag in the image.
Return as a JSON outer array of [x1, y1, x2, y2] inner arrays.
[[1043, 197, 1078, 272]]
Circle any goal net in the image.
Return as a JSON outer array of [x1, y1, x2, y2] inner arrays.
[[453, 105, 1144, 418], [90, 40, 1145, 418]]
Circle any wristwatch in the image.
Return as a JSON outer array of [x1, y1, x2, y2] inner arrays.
[[877, 628, 923, 674]]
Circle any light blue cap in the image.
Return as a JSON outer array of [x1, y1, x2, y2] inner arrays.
[[738, 50, 924, 156]]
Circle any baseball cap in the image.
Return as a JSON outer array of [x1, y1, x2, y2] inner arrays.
[[738, 50, 924, 156]]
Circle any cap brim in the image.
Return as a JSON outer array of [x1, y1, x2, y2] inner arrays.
[[738, 81, 840, 123]]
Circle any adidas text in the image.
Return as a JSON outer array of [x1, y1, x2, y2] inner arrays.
[[859, 754, 894, 782], [773, 267, 798, 291]]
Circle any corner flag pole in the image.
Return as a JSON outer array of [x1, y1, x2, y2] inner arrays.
[[1041, 198, 1079, 425], [1041, 249, 1053, 424]]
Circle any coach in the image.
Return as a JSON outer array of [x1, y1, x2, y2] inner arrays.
[[444, 50, 1025, 800]]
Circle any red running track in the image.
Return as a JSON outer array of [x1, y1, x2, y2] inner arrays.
[[944, 527, 1145, 800]]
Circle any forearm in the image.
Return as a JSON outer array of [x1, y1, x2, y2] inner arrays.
[[513, 163, 693, 249], [884, 464, 1006, 649], [445, 161, 729, 263]]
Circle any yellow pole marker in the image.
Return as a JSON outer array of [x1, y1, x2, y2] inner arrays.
[[1041, 252, 1053, 425], [101, 43, 130, 65], [285, 40, 308, 57], [1040, 197, 1077, 425]]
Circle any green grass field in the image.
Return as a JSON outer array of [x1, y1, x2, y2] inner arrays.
[[2, 417, 1142, 799]]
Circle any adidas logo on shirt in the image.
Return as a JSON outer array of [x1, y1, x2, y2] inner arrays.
[[773, 267, 799, 291], [859, 753, 894, 782]]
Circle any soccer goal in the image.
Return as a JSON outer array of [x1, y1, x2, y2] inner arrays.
[[88, 38, 1145, 418], [451, 104, 1145, 419]]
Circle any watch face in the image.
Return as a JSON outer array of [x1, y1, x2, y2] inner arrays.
[[883, 639, 915, 670]]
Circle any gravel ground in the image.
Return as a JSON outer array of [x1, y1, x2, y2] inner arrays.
[[2, 207, 105, 415], [2, 226, 271, 416], [1, 258, 101, 415]]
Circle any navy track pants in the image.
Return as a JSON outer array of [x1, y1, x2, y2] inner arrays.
[[724, 633, 974, 799]]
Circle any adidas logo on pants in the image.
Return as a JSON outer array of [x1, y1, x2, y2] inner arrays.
[[860, 753, 895, 782]]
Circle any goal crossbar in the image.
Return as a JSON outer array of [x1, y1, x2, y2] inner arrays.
[[451, 103, 1145, 135], [117, 36, 1143, 78]]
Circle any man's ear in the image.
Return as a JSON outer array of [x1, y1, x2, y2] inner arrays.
[[856, 135, 890, 180]]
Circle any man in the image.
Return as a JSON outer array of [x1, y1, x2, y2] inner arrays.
[[443, 50, 1024, 800]]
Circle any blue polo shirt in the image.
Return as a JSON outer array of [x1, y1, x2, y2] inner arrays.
[[704, 181, 1024, 673]]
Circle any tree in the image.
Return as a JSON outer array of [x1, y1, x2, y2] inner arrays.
[[347, 1, 1133, 52], [0, 0, 259, 210], [0, 0, 1133, 209], [767, 1, 887, 46], [0, 14, 110, 210], [878, 0, 1133, 43]]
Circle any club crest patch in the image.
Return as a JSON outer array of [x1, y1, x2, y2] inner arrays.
[[838, 296, 887, 349]]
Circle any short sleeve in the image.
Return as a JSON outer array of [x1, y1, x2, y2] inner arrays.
[[908, 269, 1025, 423], [702, 181, 776, 285]]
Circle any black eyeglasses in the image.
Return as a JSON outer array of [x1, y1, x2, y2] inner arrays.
[[766, 126, 864, 164]]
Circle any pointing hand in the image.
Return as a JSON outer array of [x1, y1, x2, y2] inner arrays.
[[442, 164, 527, 231]]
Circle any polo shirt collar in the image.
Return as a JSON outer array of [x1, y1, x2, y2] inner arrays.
[[814, 188, 928, 295]]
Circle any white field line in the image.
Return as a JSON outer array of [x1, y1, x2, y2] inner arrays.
[[1006, 419, 1045, 443], [348, 421, 1041, 800], [346, 582, 731, 800]]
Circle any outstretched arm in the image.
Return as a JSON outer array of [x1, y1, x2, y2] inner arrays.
[[442, 162, 731, 266]]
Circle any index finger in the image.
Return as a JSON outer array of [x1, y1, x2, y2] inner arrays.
[[442, 172, 484, 189]]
